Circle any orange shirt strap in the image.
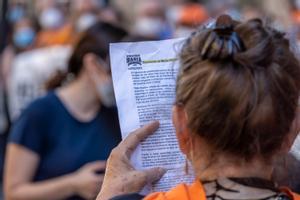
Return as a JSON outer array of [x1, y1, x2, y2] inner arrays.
[[280, 187, 300, 200]]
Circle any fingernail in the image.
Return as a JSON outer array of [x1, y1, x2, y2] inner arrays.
[[151, 121, 159, 125], [147, 121, 160, 130]]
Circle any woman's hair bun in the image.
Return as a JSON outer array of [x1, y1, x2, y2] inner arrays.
[[201, 14, 244, 60], [233, 19, 277, 68]]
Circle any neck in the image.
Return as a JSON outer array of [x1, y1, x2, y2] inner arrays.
[[191, 151, 273, 181], [57, 78, 100, 122]]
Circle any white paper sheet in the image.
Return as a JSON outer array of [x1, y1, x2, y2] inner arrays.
[[110, 38, 194, 194]]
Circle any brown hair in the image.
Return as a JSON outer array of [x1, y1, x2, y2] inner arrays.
[[45, 21, 127, 90], [176, 15, 300, 161]]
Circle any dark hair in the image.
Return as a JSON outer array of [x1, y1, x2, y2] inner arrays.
[[45, 21, 127, 90], [176, 15, 300, 161]]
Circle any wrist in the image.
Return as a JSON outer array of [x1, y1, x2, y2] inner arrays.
[[97, 185, 124, 200], [96, 191, 114, 200], [65, 172, 78, 195]]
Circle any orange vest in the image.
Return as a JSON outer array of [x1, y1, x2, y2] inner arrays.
[[36, 24, 76, 48], [144, 181, 300, 200]]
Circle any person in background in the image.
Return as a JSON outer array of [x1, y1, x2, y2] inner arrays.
[[206, 0, 241, 20], [0, 47, 11, 200], [7, 1, 27, 25], [35, 1, 74, 47], [97, 15, 300, 200], [241, 5, 263, 21], [4, 21, 127, 200], [2, 1, 37, 87], [132, 0, 172, 40], [1, 16, 37, 95], [0, 7, 37, 200], [6, 1, 74, 121], [69, 0, 119, 38], [11, 18, 37, 51], [98, 6, 123, 26], [71, 0, 104, 14], [71, 0, 103, 33], [7, 44, 72, 121], [167, 3, 208, 38]]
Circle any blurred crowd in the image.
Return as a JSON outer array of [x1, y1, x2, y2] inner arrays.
[[0, 0, 300, 199]]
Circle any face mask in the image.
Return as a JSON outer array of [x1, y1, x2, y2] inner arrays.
[[76, 13, 97, 32], [13, 27, 35, 48], [134, 17, 164, 37], [96, 80, 116, 107], [39, 8, 64, 30], [8, 6, 25, 23]]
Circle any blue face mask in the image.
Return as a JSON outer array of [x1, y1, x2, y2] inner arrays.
[[13, 27, 36, 49], [8, 6, 25, 24]]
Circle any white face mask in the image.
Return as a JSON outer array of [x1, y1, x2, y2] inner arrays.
[[134, 17, 164, 37], [39, 8, 64, 30], [76, 13, 97, 32], [96, 80, 116, 107]]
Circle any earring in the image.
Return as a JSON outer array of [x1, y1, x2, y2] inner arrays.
[[185, 157, 189, 175]]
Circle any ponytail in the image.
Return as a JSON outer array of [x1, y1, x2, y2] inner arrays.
[[45, 70, 68, 91]]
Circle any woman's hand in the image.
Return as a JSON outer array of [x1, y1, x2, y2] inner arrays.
[[96, 121, 166, 200], [71, 161, 106, 199], [4, 145, 106, 200]]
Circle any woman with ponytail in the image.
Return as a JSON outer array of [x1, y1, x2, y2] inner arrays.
[[97, 15, 300, 200], [4, 21, 127, 200]]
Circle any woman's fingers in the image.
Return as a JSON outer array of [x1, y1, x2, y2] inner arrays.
[[143, 167, 167, 184], [121, 121, 160, 157], [127, 168, 166, 192], [86, 161, 107, 171], [96, 122, 162, 200]]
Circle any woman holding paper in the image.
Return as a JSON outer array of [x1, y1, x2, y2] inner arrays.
[[97, 15, 300, 200], [4, 22, 127, 200]]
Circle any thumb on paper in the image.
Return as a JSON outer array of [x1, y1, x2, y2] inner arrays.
[[144, 167, 167, 184]]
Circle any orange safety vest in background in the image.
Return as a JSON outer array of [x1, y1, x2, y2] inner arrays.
[[144, 181, 300, 200]]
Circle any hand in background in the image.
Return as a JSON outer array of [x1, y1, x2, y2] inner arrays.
[[72, 161, 106, 200]]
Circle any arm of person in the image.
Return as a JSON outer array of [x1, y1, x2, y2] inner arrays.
[[5, 143, 106, 200], [96, 121, 166, 200]]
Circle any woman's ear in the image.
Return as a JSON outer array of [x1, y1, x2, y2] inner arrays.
[[83, 53, 98, 74], [83, 53, 108, 76], [172, 105, 191, 155]]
